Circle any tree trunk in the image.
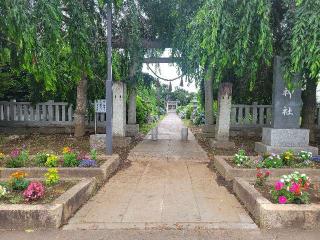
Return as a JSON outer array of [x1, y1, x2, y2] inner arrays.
[[74, 74, 88, 138], [301, 77, 317, 142], [204, 72, 214, 125], [128, 63, 137, 125]]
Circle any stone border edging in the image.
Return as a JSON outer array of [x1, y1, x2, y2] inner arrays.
[[214, 155, 320, 181], [0, 154, 120, 183], [0, 178, 97, 230], [233, 177, 320, 229]]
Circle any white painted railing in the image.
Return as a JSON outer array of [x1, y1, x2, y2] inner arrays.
[[0, 100, 73, 125], [231, 103, 272, 127], [1, 100, 320, 129]]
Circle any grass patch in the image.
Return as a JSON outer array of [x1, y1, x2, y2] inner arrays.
[[139, 115, 165, 135]]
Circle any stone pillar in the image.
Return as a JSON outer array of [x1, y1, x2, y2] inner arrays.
[[128, 88, 136, 124], [255, 56, 318, 155], [126, 87, 139, 136], [202, 76, 215, 137], [210, 83, 235, 149], [112, 81, 126, 137]]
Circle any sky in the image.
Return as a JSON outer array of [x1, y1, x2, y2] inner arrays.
[[142, 49, 197, 93]]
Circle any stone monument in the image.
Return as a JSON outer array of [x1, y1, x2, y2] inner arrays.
[[255, 56, 318, 155], [126, 88, 139, 137], [210, 82, 235, 149]]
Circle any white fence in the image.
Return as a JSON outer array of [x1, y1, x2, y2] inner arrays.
[[231, 104, 272, 127], [1, 100, 320, 128], [0, 100, 74, 126]]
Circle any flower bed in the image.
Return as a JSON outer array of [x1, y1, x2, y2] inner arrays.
[[0, 147, 104, 168], [214, 149, 320, 181], [0, 154, 120, 184], [0, 168, 98, 229], [232, 149, 318, 169], [0, 170, 76, 204], [233, 175, 320, 229], [0, 178, 97, 230]]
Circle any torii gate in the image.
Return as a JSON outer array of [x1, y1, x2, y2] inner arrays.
[[104, 3, 179, 155]]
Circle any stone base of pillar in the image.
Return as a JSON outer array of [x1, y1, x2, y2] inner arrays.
[[209, 139, 235, 150], [255, 128, 318, 155], [90, 134, 131, 150], [126, 124, 139, 137], [201, 124, 215, 138]]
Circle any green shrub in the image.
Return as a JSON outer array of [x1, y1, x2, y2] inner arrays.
[[35, 153, 49, 167], [136, 95, 150, 124], [6, 149, 28, 168], [260, 154, 283, 168], [9, 171, 30, 191], [63, 152, 78, 167], [185, 104, 194, 119], [233, 149, 250, 166], [90, 149, 97, 161]]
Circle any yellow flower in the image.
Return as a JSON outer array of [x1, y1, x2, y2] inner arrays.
[[62, 147, 72, 154], [0, 152, 4, 158]]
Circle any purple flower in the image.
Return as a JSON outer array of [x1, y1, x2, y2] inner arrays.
[[79, 159, 97, 168]]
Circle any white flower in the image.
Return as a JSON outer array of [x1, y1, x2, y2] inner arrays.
[[0, 185, 7, 197]]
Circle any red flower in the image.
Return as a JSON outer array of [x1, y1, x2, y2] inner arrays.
[[265, 170, 271, 177]]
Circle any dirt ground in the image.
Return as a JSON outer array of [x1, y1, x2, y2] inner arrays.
[[188, 124, 260, 159], [0, 133, 144, 163]]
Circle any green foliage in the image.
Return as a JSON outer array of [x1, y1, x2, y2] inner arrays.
[[44, 168, 60, 186], [285, 0, 320, 79], [63, 152, 79, 167], [35, 153, 49, 167], [233, 149, 250, 166], [185, 105, 194, 120], [90, 149, 97, 161], [6, 149, 28, 168], [136, 95, 150, 125], [192, 109, 205, 126], [8, 172, 30, 191], [259, 154, 283, 168]]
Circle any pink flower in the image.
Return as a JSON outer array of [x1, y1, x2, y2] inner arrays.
[[289, 182, 301, 195], [274, 181, 284, 191], [10, 149, 20, 158], [23, 181, 45, 201], [278, 196, 287, 204]]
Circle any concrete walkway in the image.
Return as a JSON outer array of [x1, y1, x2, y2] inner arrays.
[[65, 113, 256, 230]]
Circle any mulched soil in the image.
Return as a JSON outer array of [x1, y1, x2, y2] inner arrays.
[[0, 181, 76, 204], [254, 184, 320, 204], [0, 132, 145, 168], [188, 124, 259, 159]]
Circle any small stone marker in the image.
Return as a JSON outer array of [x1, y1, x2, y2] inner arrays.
[[210, 82, 235, 149], [181, 128, 188, 141], [151, 127, 158, 141]]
